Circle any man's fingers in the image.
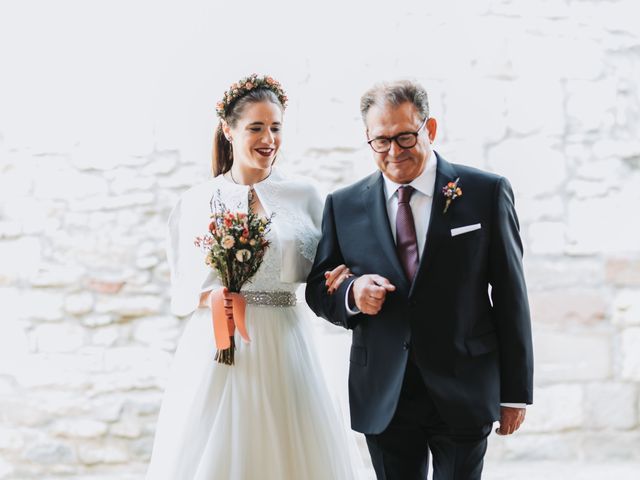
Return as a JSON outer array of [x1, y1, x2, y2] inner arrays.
[[496, 424, 513, 436], [366, 294, 386, 309], [496, 408, 526, 436], [362, 295, 384, 309], [367, 286, 387, 300], [371, 275, 396, 291], [360, 295, 384, 314], [513, 412, 525, 432]]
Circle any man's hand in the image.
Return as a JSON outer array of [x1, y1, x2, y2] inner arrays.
[[351, 274, 396, 315], [496, 406, 526, 435]]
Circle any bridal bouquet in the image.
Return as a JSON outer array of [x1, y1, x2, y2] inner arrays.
[[194, 191, 273, 365]]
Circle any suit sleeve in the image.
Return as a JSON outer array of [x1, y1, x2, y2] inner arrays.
[[489, 177, 534, 404], [305, 194, 361, 330]]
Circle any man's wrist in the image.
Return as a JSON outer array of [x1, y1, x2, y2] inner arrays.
[[345, 278, 360, 315]]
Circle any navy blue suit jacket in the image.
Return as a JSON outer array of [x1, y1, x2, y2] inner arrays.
[[305, 153, 534, 434]]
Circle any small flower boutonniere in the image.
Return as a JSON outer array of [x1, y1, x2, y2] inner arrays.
[[442, 177, 462, 214]]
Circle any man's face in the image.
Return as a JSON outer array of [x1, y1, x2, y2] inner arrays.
[[365, 101, 437, 184]]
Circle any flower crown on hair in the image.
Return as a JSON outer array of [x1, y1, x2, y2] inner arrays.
[[216, 74, 288, 120]]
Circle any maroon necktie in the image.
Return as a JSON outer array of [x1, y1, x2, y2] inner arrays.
[[396, 186, 419, 281]]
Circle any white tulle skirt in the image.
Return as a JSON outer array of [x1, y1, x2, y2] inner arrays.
[[146, 302, 362, 480]]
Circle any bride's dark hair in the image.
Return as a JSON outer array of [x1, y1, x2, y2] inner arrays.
[[212, 89, 284, 177]]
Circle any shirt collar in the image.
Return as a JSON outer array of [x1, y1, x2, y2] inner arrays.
[[382, 152, 438, 201]]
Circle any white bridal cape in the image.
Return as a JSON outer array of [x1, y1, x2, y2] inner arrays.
[[146, 170, 362, 479]]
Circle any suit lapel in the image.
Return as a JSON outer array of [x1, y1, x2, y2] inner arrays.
[[409, 153, 457, 298], [364, 173, 410, 293]]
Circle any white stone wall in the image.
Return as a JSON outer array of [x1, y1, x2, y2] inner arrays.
[[1, 0, 639, 478]]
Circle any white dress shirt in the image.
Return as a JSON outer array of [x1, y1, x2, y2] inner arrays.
[[381, 153, 438, 257], [342, 154, 525, 409]]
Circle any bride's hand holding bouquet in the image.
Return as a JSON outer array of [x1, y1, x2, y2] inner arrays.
[[194, 192, 273, 365]]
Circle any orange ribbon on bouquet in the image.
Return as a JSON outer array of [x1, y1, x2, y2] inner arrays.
[[209, 288, 251, 350]]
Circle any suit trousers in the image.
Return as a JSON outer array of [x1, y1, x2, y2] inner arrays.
[[365, 357, 492, 480]]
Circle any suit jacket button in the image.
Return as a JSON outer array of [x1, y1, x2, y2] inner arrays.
[[403, 342, 410, 350]]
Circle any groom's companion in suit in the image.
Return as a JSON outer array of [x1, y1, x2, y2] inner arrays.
[[306, 80, 533, 480]]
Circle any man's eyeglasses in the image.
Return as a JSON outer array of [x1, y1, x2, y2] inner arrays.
[[367, 117, 428, 153]]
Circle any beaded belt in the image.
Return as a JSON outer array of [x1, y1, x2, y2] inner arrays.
[[242, 291, 297, 307]]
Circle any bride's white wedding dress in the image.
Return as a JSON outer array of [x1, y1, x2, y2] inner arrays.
[[146, 171, 361, 479]]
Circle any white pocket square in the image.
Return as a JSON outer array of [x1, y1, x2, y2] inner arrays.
[[451, 223, 482, 237]]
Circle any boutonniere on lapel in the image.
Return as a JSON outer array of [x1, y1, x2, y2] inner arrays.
[[442, 177, 462, 214]]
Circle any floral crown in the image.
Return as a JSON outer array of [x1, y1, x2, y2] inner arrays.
[[216, 74, 288, 120]]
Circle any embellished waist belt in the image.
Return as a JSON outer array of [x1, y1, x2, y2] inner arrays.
[[242, 290, 297, 307]]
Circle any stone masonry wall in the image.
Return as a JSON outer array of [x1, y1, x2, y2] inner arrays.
[[1, 0, 639, 478]]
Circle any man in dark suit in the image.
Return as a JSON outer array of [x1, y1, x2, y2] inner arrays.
[[306, 80, 533, 480]]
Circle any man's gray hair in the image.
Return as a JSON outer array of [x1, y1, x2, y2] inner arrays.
[[360, 80, 430, 124]]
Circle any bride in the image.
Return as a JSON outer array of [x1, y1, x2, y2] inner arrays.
[[146, 74, 360, 479]]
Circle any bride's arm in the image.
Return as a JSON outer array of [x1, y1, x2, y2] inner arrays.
[[167, 187, 222, 317]]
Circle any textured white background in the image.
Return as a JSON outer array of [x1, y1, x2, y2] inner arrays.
[[1, 0, 640, 478]]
